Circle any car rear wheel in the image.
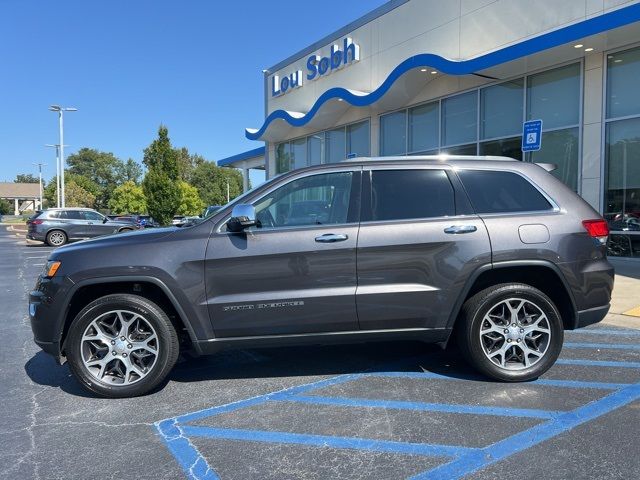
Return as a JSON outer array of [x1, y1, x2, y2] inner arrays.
[[46, 230, 67, 247], [457, 283, 563, 382], [66, 294, 179, 398]]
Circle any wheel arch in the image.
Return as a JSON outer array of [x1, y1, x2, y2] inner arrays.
[[59, 276, 200, 356], [448, 261, 578, 331]]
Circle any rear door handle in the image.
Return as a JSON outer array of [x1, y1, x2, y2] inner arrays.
[[315, 233, 348, 243], [444, 225, 477, 234]]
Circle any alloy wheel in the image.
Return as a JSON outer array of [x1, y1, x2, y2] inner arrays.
[[48, 231, 66, 246], [80, 310, 159, 385], [478, 298, 551, 370]]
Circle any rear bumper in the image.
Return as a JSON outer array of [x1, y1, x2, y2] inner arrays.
[[576, 304, 610, 328]]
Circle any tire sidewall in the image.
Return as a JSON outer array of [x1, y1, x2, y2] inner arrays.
[[464, 284, 563, 381], [66, 294, 178, 397]]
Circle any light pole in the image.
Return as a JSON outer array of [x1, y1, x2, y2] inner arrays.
[[45, 143, 67, 207], [33, 162, 44, 209], [48, 105, 77, 207]]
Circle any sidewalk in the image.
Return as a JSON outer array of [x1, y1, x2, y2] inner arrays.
[[604, 257, 640, 329]]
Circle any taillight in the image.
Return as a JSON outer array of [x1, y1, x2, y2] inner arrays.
[[582, 219, 609, 244], [30, 219, 44, 225]]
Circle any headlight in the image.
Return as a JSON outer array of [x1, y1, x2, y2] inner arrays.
[[43, 261, 61, 278]]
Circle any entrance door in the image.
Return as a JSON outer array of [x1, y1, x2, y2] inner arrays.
[[205, 169, 362, 338]]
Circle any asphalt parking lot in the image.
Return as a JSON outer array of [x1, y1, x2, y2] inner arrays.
[[1, 225, 640, 480]]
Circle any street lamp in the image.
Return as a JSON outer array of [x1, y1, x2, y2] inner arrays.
[[44, 143, 67, 207], [32, 162, 44, 209], [49, 105, 77, 207]]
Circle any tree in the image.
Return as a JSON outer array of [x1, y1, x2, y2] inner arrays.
[[176, 181, 205, 216], [108, 181, 147, 214], [190, 161, 243, 206], [0, 199, 12, 215], [175, 147, 205, 182], [44, 173, 100, 209], [118, 158, 143, 184], [142, 126, 181, 225], [64, 180, 96, 207], [66, 148, 141, 208], [15, 173, 39, 183]]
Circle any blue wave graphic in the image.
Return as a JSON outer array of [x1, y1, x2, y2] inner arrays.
[[246, 3, 640, 140]]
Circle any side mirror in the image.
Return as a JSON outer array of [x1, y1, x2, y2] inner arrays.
[[227, 204, 257, 232], [102, 217, 108, 223]]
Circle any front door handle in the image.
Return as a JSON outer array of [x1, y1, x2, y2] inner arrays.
[[315, 233, 348, 243], [444, 225, 477, 234]]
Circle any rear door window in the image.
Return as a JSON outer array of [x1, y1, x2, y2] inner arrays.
[[457, 170, 553, 214], [65, 210, 84, 220], [366, 169, 455, 221]]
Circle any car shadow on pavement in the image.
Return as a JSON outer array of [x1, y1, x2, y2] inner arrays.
[[24, 351, 95, 398], [168, 341, 485, 384], [24, 341, 486, 398]]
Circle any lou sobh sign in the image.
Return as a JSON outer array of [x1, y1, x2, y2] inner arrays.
[[271, 37, 360, 97]]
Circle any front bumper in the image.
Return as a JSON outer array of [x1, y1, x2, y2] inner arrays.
[[29, 274, 75, 362]]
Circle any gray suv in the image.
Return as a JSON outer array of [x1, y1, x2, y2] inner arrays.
[[29, 157, 614, 397], [27, 208, 139, 246]]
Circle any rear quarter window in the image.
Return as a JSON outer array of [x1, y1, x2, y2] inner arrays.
[[457, 170, 552, 214]]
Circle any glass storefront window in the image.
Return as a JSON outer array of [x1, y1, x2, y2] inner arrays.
[[481, 79, 523, 139], [275, 142, 291, 174], [479, 137, 522, 160], [409, 102, 438, 153], [607, 48, 640, 119], [325, 127, 346, 163], [527, 63, 580, 130], [380, 111, 407, 155], [529, 128, 579, 192], [441, 144, 477, 155], [347, 120, 370, 157], [441, 91, 477, 147], [604, 117, 640, 257], [291, 138, 307, 170], [308, 133, 324, 165]]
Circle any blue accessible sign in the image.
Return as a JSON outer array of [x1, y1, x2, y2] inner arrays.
[[522, 119, 543, 152]]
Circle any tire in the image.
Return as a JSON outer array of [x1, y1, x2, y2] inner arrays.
[[118, 227, 133, 233], [66, 294, 179, 398], [46, 229, 67, 247], [456, 283, 563, 382]]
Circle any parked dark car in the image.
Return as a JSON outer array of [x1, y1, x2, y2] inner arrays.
[[27, 208, 141, 246], [113, 215, 159, 229], [29, 157, 614, 397]]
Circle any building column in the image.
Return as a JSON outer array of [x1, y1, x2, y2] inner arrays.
[[14, 198, 19, 215], [581, 52, 604, 212], [242, 168, 250, 192], [370, 114, 380, 157]]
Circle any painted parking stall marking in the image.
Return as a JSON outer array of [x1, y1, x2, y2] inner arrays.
[[155, 326, 640, 480]]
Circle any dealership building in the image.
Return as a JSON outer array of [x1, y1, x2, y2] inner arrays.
[[218, 0, 640, 257]]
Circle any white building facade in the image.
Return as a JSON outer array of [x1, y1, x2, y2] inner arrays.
[[218, 0, 640, 257]]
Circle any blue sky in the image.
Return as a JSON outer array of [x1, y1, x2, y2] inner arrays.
[[0, 0, 387, 184]]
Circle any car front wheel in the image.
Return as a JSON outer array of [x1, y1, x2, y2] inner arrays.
[[457, 283, 563, 382], [66, 294, 179, 398]]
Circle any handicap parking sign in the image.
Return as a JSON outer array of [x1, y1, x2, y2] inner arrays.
[[522, 119, 543, 152]]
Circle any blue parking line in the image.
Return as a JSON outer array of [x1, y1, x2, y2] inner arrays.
[[373, 371, 628, 390], [156, 419, 220, 480], [410, 382, 640, 480], [557, 358, 640, 369], [284, 394, 560, 419], [174, 373, 364, 424], [565, 342, 640, 350], [569, 328, 640, 336], [181, 425, 474, 458]]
